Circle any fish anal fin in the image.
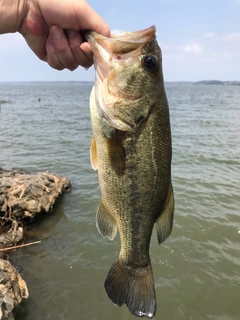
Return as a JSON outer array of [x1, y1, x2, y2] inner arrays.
[[90, 135, 98, 170], [105, 259, 156, 319], [156, 183, 174, 244], [96, 200, 117, 241]]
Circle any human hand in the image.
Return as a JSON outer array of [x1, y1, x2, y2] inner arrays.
[[19, 0, 110, 70]]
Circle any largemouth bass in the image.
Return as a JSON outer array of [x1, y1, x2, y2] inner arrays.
[[86, 26, 174, 319]]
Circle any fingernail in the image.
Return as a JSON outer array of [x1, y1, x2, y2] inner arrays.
[[51, 26, 62, 40], [66, 29, 76, 38]]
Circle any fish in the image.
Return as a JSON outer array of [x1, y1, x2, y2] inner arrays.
[[86, 25, 174, 319]]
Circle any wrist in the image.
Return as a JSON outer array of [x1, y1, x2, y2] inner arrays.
[[0, 0, 29, 33]]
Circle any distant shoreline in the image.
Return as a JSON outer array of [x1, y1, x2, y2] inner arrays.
[[193, 80, 240, 86], [0, 80, 240, 85]]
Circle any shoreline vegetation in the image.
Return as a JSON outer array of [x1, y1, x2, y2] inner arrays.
[[0, 167, 71, 320]]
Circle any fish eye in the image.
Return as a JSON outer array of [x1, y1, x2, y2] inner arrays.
[[142, 55, 157, 71]]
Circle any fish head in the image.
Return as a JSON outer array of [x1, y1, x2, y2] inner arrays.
[[86, 26, 165, 132]]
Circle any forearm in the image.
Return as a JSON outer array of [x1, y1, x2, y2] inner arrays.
[[0, 0, 29, 33]]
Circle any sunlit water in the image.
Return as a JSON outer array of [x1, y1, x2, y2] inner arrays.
[[0, 82, 240, 320]]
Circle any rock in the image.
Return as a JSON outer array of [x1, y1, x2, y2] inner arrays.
[[0, 167, 71, 319], [0, 168, 71, 220], [0, 259, 28, 320], [0, 221, 23, 247]]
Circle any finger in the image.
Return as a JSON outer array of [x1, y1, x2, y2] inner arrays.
[[75, 2, 111, 37], [49, 26, 79, 70], [20, 31, 48, 61], [80, 42, 93, 63], [65, 29, 93, 69], [45, 35, 64, 70]]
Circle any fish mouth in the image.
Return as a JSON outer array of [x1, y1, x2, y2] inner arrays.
[[86, 26, 156, 80], [86, 26, 156, 132]]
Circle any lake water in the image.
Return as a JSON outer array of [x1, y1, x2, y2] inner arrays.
[[0, 82, 240, 320]]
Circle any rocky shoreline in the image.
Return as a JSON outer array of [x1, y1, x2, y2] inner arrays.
[[0, 167, 71, 319]]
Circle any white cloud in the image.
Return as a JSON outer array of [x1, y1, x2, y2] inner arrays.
[[203, 32, 215, 38], [177, 43, 203, 54], [223, 32, 240, 42], [111, 29, 125, 35]]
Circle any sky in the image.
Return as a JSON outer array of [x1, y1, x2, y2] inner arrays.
[[0, 0, 240, 82]]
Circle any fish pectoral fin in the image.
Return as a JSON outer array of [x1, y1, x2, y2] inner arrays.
[[90, 135, 98, 170], [96, 200, 117, 241], [156, 182, 174, 244]]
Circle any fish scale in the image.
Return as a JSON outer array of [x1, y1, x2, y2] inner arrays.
[[86, 25, 174, 319]]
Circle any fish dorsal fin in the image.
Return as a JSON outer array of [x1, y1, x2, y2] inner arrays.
[[156, 183, 174, 244], [90, 135, 98, 170], [96, 200, 117, 241]]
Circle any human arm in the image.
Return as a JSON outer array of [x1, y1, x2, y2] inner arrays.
[[0, 0, 28, 33], [0, 0, 110, 70]]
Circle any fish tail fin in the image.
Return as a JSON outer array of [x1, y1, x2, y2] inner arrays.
[[104, 259, 156, 319]]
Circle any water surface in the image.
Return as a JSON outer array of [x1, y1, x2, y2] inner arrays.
[[0, 82, 240, 320]]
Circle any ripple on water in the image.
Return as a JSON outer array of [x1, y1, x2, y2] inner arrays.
[[0, 83, 239, 320]]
